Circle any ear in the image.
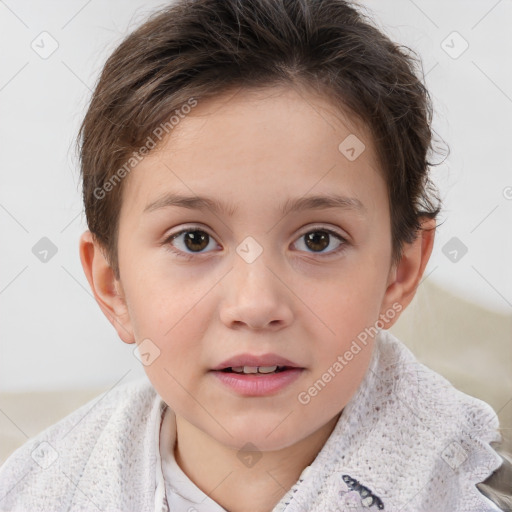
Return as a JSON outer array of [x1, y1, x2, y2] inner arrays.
[[79, 230, 135, 344], [380, 217, 436, 328]]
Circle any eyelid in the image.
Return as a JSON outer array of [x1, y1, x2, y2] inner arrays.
[[296, 223, 348, 240], [163, 222, 218, 242]]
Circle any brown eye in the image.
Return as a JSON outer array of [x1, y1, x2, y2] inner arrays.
[[293, 228, 347, 256], [181, 230, 210, 252], [165, 227, 218, 258], [304, 231, 330, 252]]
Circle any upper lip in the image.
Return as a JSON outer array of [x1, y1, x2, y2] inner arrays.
[[211, 353, 303, 370]]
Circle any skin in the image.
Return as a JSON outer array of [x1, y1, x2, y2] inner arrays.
[[80, 84, 435, 512]]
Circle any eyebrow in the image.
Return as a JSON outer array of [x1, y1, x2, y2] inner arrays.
[[143, 192, 366, 217]]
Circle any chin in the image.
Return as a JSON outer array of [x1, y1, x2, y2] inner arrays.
[[218, 422, 305, 452]]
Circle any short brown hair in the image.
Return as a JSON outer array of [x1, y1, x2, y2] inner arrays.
[[77, 0, 442, 280]]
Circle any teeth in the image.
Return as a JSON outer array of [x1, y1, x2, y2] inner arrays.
[[231, 365, 280, 374], [257, 366, 279, 374]]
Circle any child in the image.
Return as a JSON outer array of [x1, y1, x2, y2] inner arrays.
[[1, 0, 510, 510]]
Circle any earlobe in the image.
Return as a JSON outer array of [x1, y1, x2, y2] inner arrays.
[[381, 217, 436, 323], [79, 230, 135, 344]]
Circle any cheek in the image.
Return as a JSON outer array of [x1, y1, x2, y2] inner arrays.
[[121, 245, 198, 329], [129, 287, 207, 397], [310, 263, 386, 336], [129, 285, 199, 343]]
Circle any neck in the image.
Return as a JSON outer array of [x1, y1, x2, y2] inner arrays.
[[173, 412, 341, 512]]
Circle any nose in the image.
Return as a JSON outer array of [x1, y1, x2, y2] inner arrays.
[[219, 252, 293, 331]]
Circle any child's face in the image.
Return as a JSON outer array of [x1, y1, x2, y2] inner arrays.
[[112, 85, 400, 451]]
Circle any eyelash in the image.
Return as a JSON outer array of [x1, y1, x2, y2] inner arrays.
[[162, 224, 348, 261]]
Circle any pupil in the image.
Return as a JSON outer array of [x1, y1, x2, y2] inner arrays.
[[305, 231, 329, 252], [184, 231, 209, 252]]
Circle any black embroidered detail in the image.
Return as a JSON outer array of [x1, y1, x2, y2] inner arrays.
[[340, 475, 384, 509]]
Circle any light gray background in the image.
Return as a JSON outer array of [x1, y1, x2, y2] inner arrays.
[[1, 0, 511, 392]]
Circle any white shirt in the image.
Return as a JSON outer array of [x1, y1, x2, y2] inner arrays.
[[158, 405, 228, 512], [156, 406, 313, 512]]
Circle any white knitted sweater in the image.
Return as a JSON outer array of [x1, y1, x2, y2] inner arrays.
[[0, 329, 504, 511]]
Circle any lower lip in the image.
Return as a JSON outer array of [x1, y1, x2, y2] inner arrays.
[[210, 368, 304, 396]]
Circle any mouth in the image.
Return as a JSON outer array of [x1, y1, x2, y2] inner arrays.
[[211, 365, 305, 396], [211, 353, 304, 373], [217, 365, 295, 375]]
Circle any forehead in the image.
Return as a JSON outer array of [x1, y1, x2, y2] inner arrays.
[[159, 85, 373, 158], [121, 85, 385, 217]]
